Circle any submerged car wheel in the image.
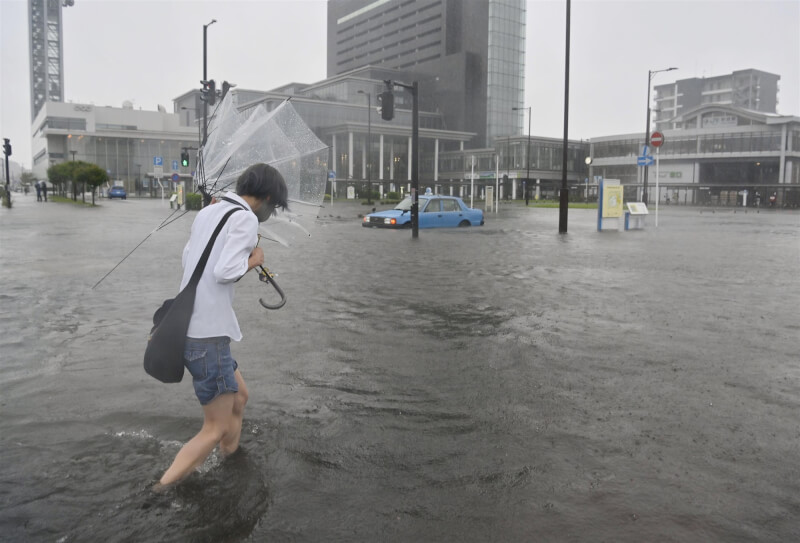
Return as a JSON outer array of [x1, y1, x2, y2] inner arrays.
[[458, 220, 471, 227]]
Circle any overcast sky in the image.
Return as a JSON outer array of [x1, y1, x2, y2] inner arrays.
[[1, 0, 798, 169]]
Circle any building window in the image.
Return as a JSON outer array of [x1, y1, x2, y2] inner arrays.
[[46, 117, 86, 131]]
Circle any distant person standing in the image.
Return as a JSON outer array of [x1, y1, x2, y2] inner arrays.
[[35, 181, 42, 202], [41, 181, 48, 202]]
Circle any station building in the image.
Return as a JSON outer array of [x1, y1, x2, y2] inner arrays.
[[588, 104, 800, 207], [30, 100, 197, 195]]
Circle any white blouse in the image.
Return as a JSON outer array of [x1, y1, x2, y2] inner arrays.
[[180, 192, 257, 341]]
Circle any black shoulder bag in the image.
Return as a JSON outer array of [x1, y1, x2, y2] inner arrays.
[[144, 207, 242, 383]]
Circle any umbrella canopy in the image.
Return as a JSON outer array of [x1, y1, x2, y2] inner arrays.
[[198, 94, 329, 246]]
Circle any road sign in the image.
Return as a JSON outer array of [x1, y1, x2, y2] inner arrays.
[[172, 160, 179, 171], [651, 131, 665, 147], [154, 166, 163, 177], [637, 155, 654, 166], [328, 170, 336, 179], [171, 173, 180, 182], [153, 156, 163, 166]]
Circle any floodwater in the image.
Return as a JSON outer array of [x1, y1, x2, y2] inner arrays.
[[1, 194, 798, 542]]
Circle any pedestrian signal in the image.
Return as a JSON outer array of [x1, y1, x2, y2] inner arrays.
[[181, 150, 189, 168]]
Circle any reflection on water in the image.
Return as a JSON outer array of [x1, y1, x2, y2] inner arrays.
[[1, 198, 799, 541]]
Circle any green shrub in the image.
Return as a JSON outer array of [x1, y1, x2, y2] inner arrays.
[[185, 192, 202, 210], [385, 191, 400, 200]]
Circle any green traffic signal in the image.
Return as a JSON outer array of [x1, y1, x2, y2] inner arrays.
[[181, 151, 189, 167]]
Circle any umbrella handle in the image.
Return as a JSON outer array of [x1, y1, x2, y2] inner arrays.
[[258, 266, 287, 310]]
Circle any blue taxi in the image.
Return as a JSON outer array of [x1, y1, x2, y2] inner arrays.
[[362, 194, 484, 229]]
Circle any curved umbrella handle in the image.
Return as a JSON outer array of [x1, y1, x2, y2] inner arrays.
[[258, 266, 287, 310]]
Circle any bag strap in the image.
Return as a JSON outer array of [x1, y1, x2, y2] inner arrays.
[[221, 195, 248, 211], [187, 206, 243, 287]]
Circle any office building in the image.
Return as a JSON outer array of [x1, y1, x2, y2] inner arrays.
[[327, 0, 526, 147], [654, 69, 780, 132]]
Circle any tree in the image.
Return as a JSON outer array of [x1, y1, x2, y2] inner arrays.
[[74, 162, 108, 205], [47, 162, 75, 196], [20, 172, 36, 189], [47, 161, 107, 202]]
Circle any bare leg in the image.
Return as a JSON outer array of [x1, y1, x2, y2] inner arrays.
[[220, 369, 249, 456], [158, 392, 235, 487]]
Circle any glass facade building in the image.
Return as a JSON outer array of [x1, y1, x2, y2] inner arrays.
[[327, 0, 526, 148], [486, 0, 526, 144]]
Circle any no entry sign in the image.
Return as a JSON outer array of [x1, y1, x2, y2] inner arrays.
[[651, 131, 665, 147]]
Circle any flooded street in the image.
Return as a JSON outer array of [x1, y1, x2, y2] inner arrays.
[[1, 194, 799, 542]]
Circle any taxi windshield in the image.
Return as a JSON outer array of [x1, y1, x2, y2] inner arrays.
[[394, 196, 429, 211]]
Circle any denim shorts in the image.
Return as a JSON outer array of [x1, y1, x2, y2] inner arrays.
[[184, 336, 239, 405]]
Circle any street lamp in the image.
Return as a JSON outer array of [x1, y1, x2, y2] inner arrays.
[[512, 106, 531, 205], [642, 66, 677, 204], [202, 18, 217, 146], [357, 90, 372, 205]]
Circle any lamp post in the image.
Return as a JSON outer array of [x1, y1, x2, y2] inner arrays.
[[642, 66, 677, 204], [202, 19, 217, 146], [470, 155, 475, 208], [512, 106, 531, 205], [357, 90, 372, 205]]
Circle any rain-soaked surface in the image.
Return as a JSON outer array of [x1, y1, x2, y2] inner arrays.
[[1, 194, 798, 542]]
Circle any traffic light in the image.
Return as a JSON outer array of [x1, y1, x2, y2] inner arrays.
[[181, 150, 189, 168], [2, 138, 10, 157], [378, 90, 394, 121], [200, 79, 216, 105]]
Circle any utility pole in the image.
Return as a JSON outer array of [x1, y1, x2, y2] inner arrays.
[[382, 80, 418, 238], [358, 90, 372, 204], [642, 67, 677, 204], [3, 138, 11, 207], [202, 19, 216, 146], [393, 81, 419, 239], [558, 0, 571, 234]]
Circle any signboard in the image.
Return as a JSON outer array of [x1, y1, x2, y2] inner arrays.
[[171, 173, 180, 182], [172, 160, 179, 171], [637, 155, 654, 166], [650, 132, 664, 147], [602, 185, 624, 218], [328, 170, 336, 179], [627, 202, 649, 215], [153, 156, 163, 166], [154, 166, 163, 178]]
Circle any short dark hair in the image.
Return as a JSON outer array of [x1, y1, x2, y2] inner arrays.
[[235, 163, 289, 211]]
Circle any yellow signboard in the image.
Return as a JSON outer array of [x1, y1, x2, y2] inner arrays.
[[602, 185, 623, 218]]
